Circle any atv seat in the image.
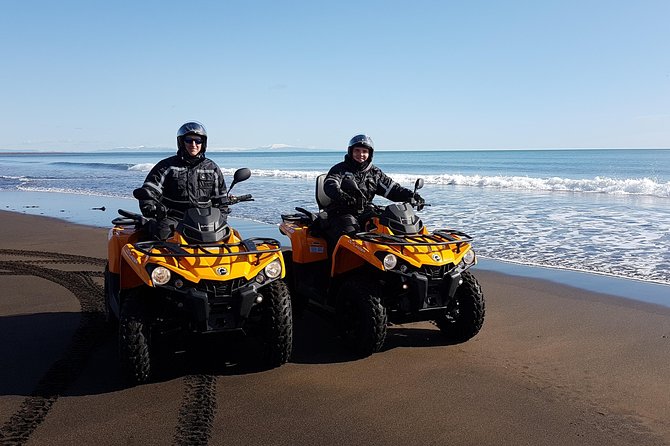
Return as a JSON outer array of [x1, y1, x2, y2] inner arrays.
[[281, 174, 331, 234], [315, 174, 332, 210], [304, 174, 332, 237]]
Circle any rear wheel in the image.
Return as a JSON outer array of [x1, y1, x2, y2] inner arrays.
[[434, 271, 485, 343], [119, 296, 152, 385], [256, 280, 293, 367], [282, 250, 306, 318], [337, 276, 387, 357]]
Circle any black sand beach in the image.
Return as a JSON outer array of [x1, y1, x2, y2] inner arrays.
[[1, 210, 669, 445]]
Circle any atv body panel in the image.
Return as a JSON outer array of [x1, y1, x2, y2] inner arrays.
[[108, 223, 285, 333], [106, 168, 292, 383], [280, 216, 475, 322], [279, 175, 484, 355]]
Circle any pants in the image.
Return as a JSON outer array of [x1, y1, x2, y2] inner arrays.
[[324, 213, 360, 252]]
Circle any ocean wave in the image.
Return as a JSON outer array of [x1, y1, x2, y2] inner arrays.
[[62, 163, 670, 198], [17, 185, 130, 198], [51, 161, 135, 170], [224, 169, 670, 198], [128, 163, 156, 172], [415, 173, 670, 197]]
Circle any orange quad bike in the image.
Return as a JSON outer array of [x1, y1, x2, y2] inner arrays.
[[105, 168, 292, 384], [279, 174, 484, 357]]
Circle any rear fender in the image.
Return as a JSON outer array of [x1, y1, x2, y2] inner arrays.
[[279, 221, 328, 263]]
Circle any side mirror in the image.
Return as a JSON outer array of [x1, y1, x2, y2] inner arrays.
[[133, 187, 155, 201], [414, 178, 424, 193], [229, 167, 252, 192]]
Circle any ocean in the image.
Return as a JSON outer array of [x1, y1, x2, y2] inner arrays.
[[1, 148, 669, 286]]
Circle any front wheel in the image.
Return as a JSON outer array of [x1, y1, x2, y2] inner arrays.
[[337, 276, 387, 357], [119, 296, 152, 385], [256, 280, 293, 367], [103, 263, 118, 327], [434, 271, 485, 343]]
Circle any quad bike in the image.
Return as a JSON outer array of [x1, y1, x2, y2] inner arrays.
[[105, 168, 292, 384], [279, 174, 484, 356]]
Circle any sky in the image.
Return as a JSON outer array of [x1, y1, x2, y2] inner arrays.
[[1, 0, 669, 151]]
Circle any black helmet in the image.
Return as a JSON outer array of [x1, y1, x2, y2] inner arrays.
[[346, 134, 374, 170], [177, 121, 208, 154], [348, 134, 374, 151]]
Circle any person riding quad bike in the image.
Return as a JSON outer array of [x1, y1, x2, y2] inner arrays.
[[105, 125, 292, 384], [138, 121, 227, 240], [322, 134, 425, 246], [280, 137, 484, 357]]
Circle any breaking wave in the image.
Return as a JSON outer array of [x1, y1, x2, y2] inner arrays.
[[50, 161, 134, 170], [214, 169, 670, 198]]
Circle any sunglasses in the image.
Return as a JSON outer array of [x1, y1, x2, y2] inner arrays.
[[183, 137, 203, 144]]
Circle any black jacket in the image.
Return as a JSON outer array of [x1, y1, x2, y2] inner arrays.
[[140, 154, 226, 215], [323, 155, 413, 213]]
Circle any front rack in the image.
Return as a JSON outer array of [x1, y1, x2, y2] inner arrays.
[[353, 229, 473, 250], [131, 237, 282, 258]]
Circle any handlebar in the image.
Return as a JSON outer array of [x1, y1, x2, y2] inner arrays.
[[229, 194, 253, 204], [152, 194, 254, 209]]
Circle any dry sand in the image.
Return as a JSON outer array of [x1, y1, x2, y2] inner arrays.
[[0, 210, 669, 446]]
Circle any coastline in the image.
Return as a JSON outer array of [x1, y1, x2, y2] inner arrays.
[[1, 209, 669, 445], [3, 189, 669, 308]]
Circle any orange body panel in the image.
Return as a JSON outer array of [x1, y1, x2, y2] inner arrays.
[[281, 217, 474, 278], [109, 224, 284, 291], [279, 222, 328, 263]]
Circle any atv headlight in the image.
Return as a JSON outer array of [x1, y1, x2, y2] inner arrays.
[[151, 266, 171, 286], [383, 253, 398, 270], [264, 260, 282, 279], [462, 249, 476, 265]]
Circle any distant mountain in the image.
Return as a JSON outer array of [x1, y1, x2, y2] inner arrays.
[[201, 144, 338, 153], [251, 144, 328, 152]]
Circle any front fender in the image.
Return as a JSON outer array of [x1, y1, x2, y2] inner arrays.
[[120, 244, 153, 287], [331, 237, 369, 276]]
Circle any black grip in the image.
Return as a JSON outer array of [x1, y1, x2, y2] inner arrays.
[[118, 209, 141, 219]]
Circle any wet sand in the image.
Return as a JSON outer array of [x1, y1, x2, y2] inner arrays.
[[1, 210, 669, 445]]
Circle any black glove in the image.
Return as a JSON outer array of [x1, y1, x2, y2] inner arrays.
[[412, 193, 425, 210], [338, 191, 357, 206], [140, 200, 157, 218], [140, 200, 166, 219]]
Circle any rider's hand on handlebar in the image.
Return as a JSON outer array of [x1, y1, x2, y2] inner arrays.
[[140, 202, 156, 217], [140, 202, 167, 219], [411, 193, 425, 210], [338, 191, 357, 206], [140, 200, 166, 219]]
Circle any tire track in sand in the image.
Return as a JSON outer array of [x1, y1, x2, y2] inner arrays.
[[173, 375, 217, 446], [0, 249, 219, 446], [0, 250, 105, 445]]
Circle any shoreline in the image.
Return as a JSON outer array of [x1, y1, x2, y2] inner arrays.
[[2, 189, 669, 309]]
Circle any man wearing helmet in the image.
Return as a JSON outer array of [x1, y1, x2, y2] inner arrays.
[[138, 121, 227, 239], [322, 134, 424, 243]]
